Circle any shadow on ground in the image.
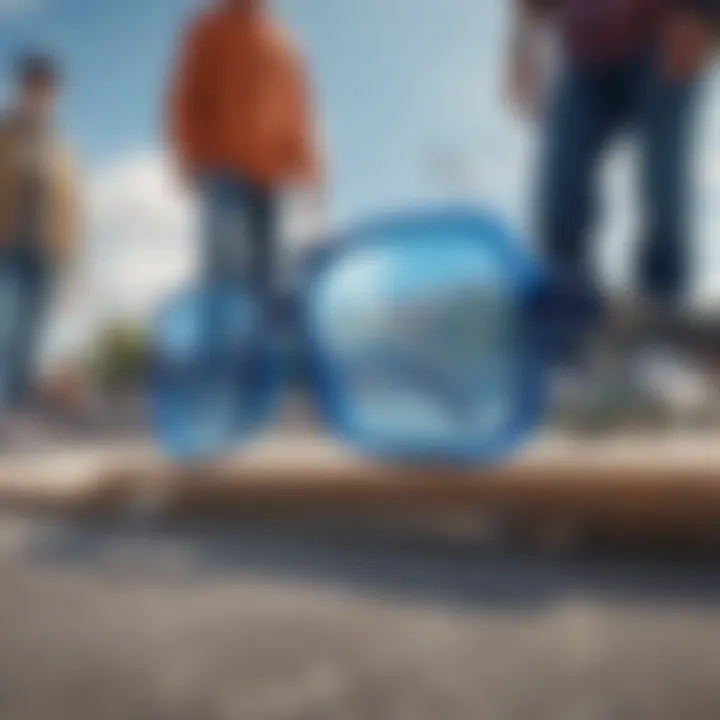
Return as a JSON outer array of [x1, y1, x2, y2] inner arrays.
[[17, 512, 720, 610]]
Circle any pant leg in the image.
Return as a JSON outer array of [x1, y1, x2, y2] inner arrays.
[[0, 260, 21, 404], [636, 60, 699, 306], [0, 256, 50, 407], [201, 174, 253, 286], [538, 63, 620, 292], [200, 174, 277, 301], [245, 183, 277, 306]]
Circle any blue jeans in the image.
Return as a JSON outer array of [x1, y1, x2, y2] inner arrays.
[[0, 249, 51, 407], [539, 51, 699, 306], [201, 173, 277, 302]]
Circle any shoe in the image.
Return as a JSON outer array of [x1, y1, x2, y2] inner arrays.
[[631, 345, 712, 430]]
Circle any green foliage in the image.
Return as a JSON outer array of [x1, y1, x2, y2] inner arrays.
[[91, 320, 149, 396]]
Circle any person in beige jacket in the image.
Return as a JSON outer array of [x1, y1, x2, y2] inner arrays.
[[0, 53, 81, 409]]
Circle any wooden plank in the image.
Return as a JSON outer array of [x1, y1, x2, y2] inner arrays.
[[1, 436, 720, 531]]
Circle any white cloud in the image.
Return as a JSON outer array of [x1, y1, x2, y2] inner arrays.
[[86, 150, 197, 319], [45, 150, 197, 362]]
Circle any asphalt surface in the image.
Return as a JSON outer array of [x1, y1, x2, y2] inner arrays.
[[0, 512, 719, 720]]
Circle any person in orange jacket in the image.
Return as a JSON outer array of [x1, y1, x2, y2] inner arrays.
[[168, 0, 322, 299]]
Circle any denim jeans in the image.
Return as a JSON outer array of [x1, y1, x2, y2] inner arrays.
[[0, 248, 51, 407], [538, 50, 699, 306], [201, 173, 277, 302]]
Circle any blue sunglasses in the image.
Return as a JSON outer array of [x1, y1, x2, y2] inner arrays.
[[149, 207, 598, 463]]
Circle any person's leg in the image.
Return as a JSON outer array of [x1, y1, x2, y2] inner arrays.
[[200, 173, 253, 286], [537, 62, 629, 368], [538, 63, 619, 291], [1, 256, 51, 408], [0, 256, 23, 405], [245, 183, 278, 307], [200, 173, 278, 301], [636, 60, 700, 307]]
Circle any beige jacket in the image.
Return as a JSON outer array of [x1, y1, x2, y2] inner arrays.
[[0, 114, 81, 264]]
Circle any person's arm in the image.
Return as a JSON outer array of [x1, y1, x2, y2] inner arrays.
[[56, 146, 83, 267], [506, 0, 556, 118], [0, 120, 11, 247], [286, 51, 329, 240], [167, 18, 208, 185], [287, 50, 324, 188], [512, 0, 555, 45], [662, 0, 717, 80]]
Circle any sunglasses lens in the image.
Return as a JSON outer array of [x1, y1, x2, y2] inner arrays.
[[307, 212, 546, 461], [149, 285, 276, 458]]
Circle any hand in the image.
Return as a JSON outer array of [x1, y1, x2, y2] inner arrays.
[[506, 44, 545, 119], [173, 159, 198, 189], [662, 11, 715, 82]]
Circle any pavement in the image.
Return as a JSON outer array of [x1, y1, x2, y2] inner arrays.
[[0, 511, 719, 719], [1, 415, 720, 718]]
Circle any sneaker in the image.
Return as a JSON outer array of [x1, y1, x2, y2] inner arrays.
[[631, 345, 712, 430]]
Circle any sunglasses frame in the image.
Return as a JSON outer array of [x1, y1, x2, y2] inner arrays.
[[151, 206, 553, 464]]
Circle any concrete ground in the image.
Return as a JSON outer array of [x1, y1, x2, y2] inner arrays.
[[0, 511, 719, 720]]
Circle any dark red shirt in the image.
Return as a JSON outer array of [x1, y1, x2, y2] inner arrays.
[[542, 0, 667, 61]]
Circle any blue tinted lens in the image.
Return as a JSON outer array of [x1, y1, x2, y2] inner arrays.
[[149, 285, 276, 459], [306, 210, 547, 462]]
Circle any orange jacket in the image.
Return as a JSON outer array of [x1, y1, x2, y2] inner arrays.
[[168, 4, 320, 188]]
